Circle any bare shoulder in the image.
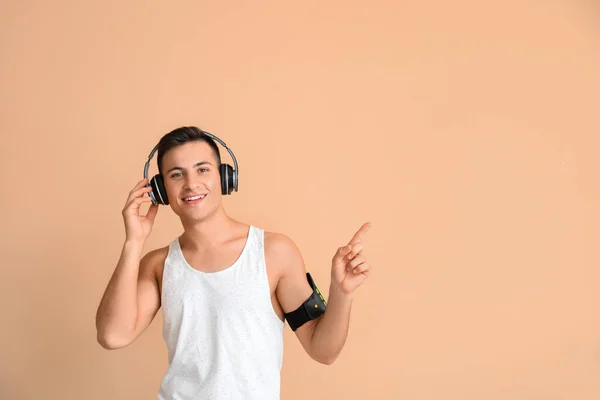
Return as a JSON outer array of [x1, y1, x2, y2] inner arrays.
[[140, 245, 169, 266], [263, 230, 308, 285], [139, 245, 170, 281], [263, 231, 305, 269]]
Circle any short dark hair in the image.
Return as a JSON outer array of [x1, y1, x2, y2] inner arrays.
[[156, 126, 221, 175]]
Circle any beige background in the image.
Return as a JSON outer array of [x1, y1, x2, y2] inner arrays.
[[1, 1, 599, 399]]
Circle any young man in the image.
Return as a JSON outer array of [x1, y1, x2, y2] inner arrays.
[[95, 126, 372, 399]]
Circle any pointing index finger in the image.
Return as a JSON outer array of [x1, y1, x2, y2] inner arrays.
[[349, 222, 372, 245]]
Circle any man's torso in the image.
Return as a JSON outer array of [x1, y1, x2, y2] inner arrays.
[[152, 222, 286, 322]]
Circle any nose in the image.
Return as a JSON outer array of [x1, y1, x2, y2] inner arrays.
[[183, 174, 201, 191]]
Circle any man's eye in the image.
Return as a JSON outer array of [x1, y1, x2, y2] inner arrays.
[[199, 168, 209, 173], [170, 173, 182, 178]]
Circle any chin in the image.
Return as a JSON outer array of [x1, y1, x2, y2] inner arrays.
[[173, 203, 218, 223]]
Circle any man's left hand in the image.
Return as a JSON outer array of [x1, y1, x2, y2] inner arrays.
[[331, 222, 372, 295]]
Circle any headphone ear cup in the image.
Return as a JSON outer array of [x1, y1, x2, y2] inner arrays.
[[150, 174, 169, 205], [219, 164, 234, 195]]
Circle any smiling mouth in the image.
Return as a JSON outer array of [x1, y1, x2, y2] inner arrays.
[[182, 194, 207, 202]]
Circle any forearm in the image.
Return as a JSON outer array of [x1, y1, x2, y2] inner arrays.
[[309, 283, 354, 364], [95, 240, 144, 345]]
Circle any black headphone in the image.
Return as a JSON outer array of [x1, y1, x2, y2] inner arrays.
[[143, 130, 239, 206]]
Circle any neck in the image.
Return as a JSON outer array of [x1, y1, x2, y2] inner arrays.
[[179, 206, 238, 249]]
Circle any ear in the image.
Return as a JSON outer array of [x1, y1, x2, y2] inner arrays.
[[219, 164, 234, 195], [151, 174, 169, 205]]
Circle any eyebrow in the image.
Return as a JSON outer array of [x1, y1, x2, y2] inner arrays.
[[166, 161, 212, 174]]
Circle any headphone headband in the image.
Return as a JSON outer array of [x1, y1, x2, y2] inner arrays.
[[143, 144, 158, 182]]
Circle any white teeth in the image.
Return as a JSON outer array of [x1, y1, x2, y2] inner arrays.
[[184, 195, 206, 201]]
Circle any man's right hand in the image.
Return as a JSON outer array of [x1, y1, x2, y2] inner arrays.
[[122, 178, 159, 243]]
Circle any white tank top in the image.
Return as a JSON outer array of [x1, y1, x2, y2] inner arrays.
[[158, 225, 285, 399]]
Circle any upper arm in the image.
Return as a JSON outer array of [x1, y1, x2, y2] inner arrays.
[[266, 233, 321, 355], [131, 248, 164, 341]]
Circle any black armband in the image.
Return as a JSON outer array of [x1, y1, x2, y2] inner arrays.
[[284, 273, 328, 331]]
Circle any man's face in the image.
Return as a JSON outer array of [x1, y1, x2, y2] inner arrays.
[[160, 141, 222, 222]]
